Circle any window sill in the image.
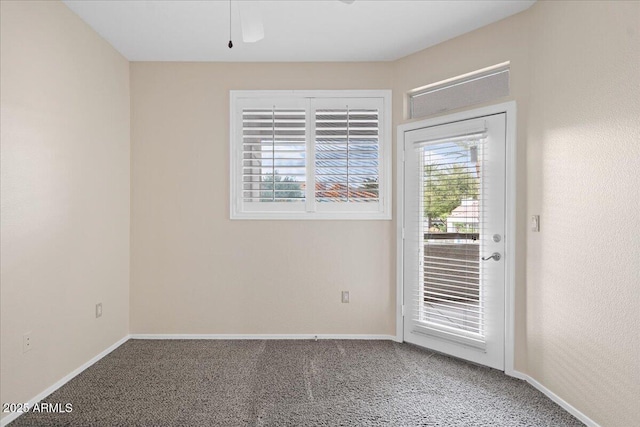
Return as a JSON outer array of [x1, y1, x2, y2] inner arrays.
[[230, 211, 392, 220]]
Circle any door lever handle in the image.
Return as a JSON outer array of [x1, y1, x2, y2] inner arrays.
[[482, 252, 501, 261]]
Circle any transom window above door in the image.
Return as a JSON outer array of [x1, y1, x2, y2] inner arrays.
[[230, 90, 392, 220]]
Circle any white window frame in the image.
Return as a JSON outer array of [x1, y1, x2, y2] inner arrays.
[[230, 90, 392, 220], [407, 62, 510, 120]]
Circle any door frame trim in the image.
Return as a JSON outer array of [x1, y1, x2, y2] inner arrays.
[[395, 101, 517, 376]]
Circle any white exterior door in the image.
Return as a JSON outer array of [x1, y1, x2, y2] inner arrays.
[[402, 113, 506, 370]]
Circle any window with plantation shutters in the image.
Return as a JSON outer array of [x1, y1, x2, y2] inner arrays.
[[242, 108, 306, 203], [315, 107, 380, 204], [230, 91, 391, 220]]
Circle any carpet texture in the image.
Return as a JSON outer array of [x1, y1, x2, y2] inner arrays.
[[10, 340, 583, 426]]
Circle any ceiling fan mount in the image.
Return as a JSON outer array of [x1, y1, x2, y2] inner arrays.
[[227, 0, 354, 48]]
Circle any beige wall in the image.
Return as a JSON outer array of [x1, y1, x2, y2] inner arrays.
[[526, 1, 640, 426], [130, 63, 395, 335], [0, 0, 130, 417]]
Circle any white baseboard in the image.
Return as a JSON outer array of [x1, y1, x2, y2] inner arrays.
[[511, 370, 600, 427], [130, 333, 396, 340], [0, 335, 130, 427], [505, 367, 528, 381]]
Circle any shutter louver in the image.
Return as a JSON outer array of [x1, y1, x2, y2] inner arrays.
[[242, 108, 306, 202], [315, 108, 379, 203], [414, 132, 487, 346]]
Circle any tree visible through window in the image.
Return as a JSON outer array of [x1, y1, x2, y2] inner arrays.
[[260, 174, 304, 202], [423, 142, 480, 232]]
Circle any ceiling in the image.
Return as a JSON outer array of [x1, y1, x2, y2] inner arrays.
[[62, 0, 536, 62]]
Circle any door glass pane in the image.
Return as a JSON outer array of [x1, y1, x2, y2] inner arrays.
[[419, 139, 483, 337]]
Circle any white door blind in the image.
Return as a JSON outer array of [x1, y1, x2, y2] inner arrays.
[[415, 132, 486, 346], [315, 108, 380, 203], [242, 108, 306, 202]]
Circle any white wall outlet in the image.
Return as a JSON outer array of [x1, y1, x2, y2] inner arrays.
[[23, 332, 32, 353], [95, 303, 102, 318], [341, 291, 350, 303], [531, 215, 540, 232]]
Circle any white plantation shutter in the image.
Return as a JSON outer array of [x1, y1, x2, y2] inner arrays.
[[242, 108, 306, 202], [315, 108, 380, 203], [230, 91, 391, 220], [413, 124, 488, 348]]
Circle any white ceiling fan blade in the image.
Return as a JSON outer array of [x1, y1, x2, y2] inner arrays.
[[238, 1, 264, 43], [339, 0, 356, 4]]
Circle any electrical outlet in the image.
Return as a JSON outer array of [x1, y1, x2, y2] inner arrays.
[[95, 303, 102, 318], [341, 291, 350, 303], [23, 332, 32, 353]]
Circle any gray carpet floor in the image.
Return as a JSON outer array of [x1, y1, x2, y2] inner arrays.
[[10, 339, 583, 426]]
